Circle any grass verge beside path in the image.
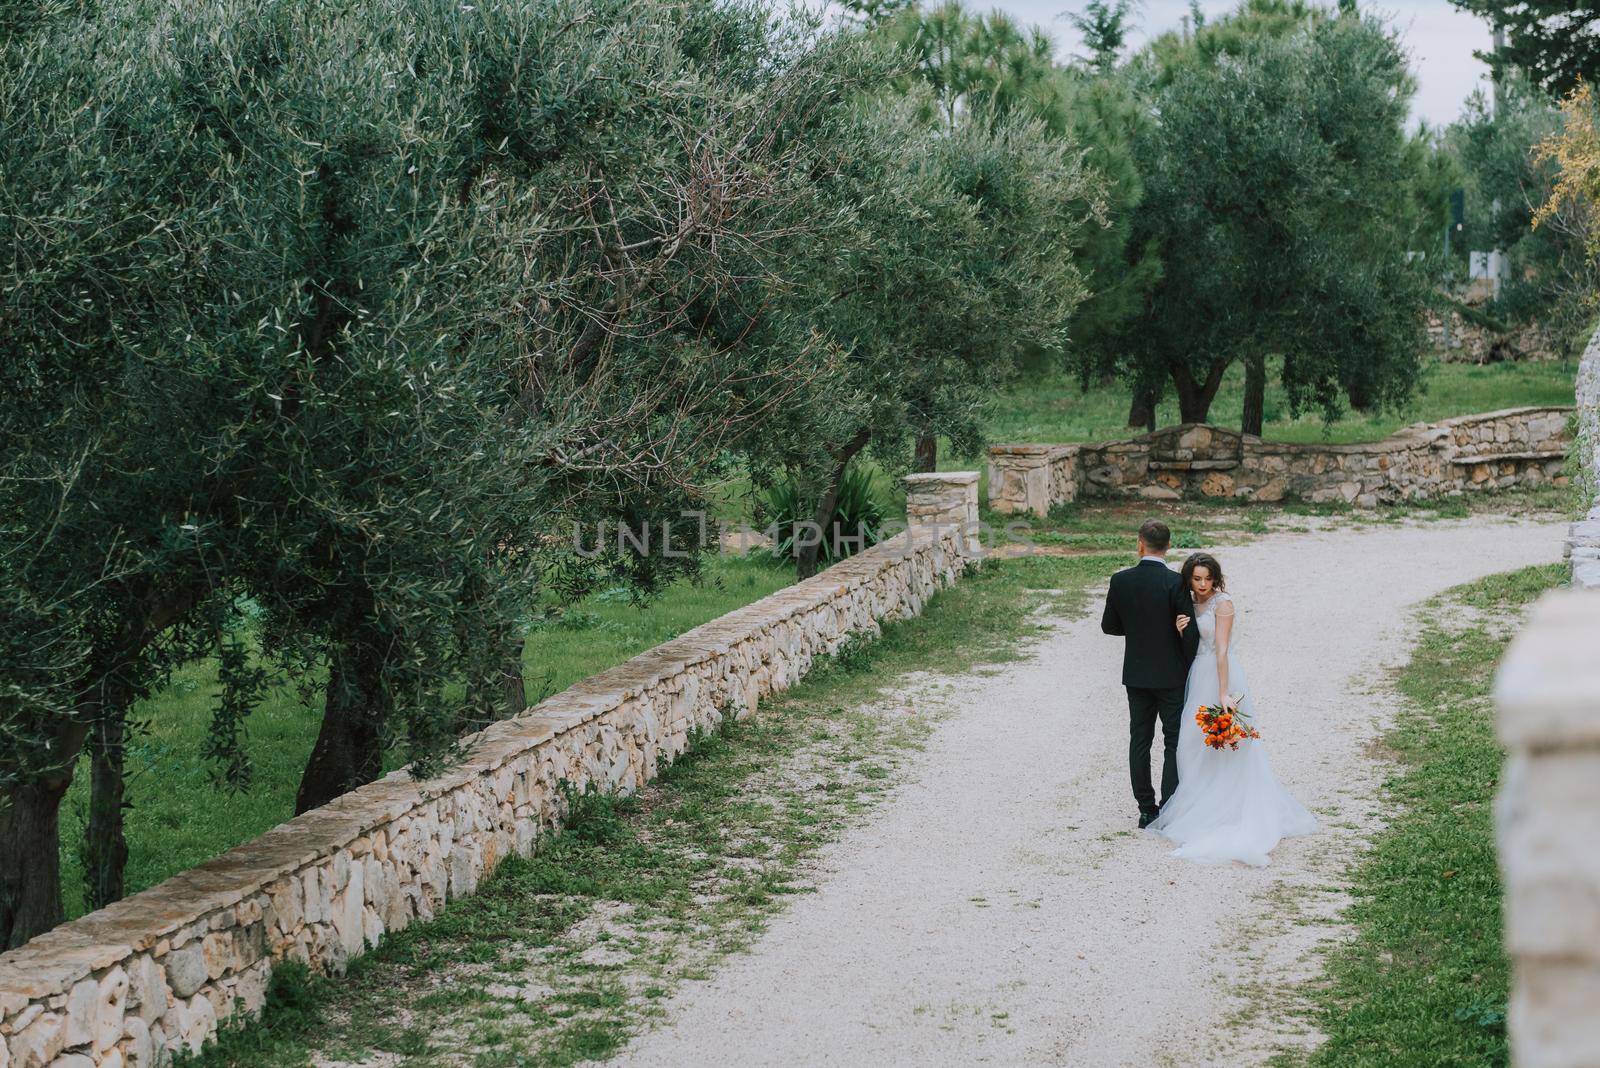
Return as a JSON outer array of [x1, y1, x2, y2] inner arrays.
[[1277, 563, 1567, 1068], [190, 553, 1121, 1067]]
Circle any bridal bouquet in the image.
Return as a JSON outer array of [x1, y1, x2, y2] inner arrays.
[[1196, 702, 1260, 750]]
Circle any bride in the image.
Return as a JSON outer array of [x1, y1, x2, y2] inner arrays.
[[1147, 552, 1317, 866]]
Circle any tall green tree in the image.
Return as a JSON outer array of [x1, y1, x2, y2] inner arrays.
[[883, 1, 1152, 462], [740, 89, 1099, 577], [1449, 1, 1600, 98], [1066, 0, 1139, 73], [1113, 2, 1431, 432]]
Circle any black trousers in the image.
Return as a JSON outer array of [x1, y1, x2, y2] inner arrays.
[[1126, 685, 1184, 814]]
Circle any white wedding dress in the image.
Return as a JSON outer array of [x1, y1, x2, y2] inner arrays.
[[1147, 591, 1317, 866]]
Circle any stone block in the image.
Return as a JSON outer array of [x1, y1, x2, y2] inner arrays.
[[94, 967, 128, 1053], [1510, 959, 1600, 1068], [61, 981, 95, 1048], [1497, 752, 1600, 956], [200, 932, 231, 981], [1495, 592, 1600, 748], [10, 1012, 64, 1068], [119, 1018, 151, 1068], [160, 945, 205, 1003]]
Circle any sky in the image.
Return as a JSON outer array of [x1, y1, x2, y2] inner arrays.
[[984, 0, 1495, 129]]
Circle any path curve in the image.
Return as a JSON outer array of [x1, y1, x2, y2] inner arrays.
[[615, 518, 1566, 1067]]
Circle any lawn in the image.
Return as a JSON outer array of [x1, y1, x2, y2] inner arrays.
[[972, 356, 1579, 450], [58, 553, 797, 920]]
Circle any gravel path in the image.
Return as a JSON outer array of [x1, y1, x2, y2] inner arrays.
[[613, 517, 1566, 1067]]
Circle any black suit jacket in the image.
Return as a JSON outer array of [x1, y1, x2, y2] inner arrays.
[[1100, 559, 1200, 690]]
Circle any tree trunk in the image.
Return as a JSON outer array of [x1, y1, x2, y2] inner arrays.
[[85, 712, 129, 912], [497, 636, 527, 717], [1126, 388, 1157, 432], [1170, 360, 1230, 425], [797, 429, 872, 580], [1241, 353, 1266, 437], [0, 584, 199, 948], [0, 743, 79, 949], [295, 628, 387, 815], [912, 433, 937, 474]]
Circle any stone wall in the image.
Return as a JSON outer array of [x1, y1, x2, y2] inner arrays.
[[1494, 593, 1600, 1068], [1566, 324, 1600, 591], [0, 474, 981, 1068], [988, 406, 1575, 517]]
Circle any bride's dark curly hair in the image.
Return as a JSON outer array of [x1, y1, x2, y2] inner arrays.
[[1181, 552, 1225, 592]]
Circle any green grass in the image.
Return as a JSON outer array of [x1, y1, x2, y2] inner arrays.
[[60, 554, 796, 920], [972, 357, 1578, 450], [189, 552, 1123, 1066], [1280, 563, 1568, 1068]]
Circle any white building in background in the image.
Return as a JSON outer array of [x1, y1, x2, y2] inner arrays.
[[1468, 250, 1506, 300]]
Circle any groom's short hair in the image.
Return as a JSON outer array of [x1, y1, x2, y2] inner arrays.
[[1138, 519, 1171, 552]]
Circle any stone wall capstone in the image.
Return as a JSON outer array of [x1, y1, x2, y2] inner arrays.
[[0, 474, 981, 1068], [987, 406, 1575, 517]]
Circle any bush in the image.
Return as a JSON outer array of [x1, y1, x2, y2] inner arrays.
[[759, 464, 890, 570]]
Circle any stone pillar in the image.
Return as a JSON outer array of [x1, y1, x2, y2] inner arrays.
[[1572, 323, 1600, 590], [904, 471, 979, 554], [986, 445, 1078, 516], [1494, 591, 1600, 1067]]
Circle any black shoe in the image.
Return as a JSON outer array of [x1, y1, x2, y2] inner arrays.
[[1138, 810, 1159, 830]]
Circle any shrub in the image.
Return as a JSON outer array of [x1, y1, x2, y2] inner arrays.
[[759, 464, 890, 570]]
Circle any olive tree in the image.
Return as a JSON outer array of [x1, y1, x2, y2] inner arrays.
[[0, 0, 863, 944], [1110, 4, 1431, 432]]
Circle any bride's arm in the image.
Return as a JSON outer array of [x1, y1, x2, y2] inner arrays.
[[1214, 600, 1237, 706]]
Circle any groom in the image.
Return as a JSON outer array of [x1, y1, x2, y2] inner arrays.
[[1100, 519, 1199, 829]]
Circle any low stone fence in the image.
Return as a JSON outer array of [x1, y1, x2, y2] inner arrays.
[[0, 474, 981, 1068], [1495, 325, 1600, 1068], [988, 406, 1575, 516]]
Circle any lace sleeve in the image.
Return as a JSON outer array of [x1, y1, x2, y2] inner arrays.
[[1215, 595, 1236, 619]]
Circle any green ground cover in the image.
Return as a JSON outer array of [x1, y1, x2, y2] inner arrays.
[[972, 357, 1578, 450], [60, 554, 795, 920], [1278, 563, 1568, 1067]]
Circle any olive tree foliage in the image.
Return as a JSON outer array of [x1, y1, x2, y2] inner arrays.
[[1107, 4, 1431, 432], [737, 82, 1100, 576], [0, 0, 252, 947], [0, 0, 864, 946], [875, 2, 1139, 465]]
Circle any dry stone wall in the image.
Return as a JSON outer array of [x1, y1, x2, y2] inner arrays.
[[0, 474, 981, 1068], [988, 406, 1574, 517]]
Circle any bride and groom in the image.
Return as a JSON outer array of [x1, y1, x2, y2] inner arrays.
[[1101, 519, 1317, 866]]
